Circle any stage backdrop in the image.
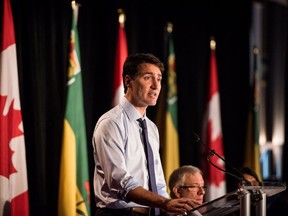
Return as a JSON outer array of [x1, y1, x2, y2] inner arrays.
[[2, 0, 287, 216]]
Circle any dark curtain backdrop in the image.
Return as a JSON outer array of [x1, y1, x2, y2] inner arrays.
[[4, 0, 267, 215]]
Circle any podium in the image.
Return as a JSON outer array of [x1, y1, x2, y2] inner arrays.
[[186, 182, 286, 216]]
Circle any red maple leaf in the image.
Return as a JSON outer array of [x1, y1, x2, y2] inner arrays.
[[0, 95, 23, 178], [206, 121, 225, 186]]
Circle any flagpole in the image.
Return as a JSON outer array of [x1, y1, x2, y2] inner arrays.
[[58, 2, 91, 215], [71, 1, 81, 24], [118, 8, 126, 28], [158, 21, 180, 185], [71, 0, 81, 8], [210, 37, 216, 51], [0, 0, 30, 214], [166, 22, 173, 33], [112, 8, 127, 107], [202, 36, 226, 201]]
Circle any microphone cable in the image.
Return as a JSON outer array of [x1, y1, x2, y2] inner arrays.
[[192, 132, 245, 182], [192, 132, 263, 203]]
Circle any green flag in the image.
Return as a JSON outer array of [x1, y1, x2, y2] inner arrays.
[[58, 2, 90, 216], [244, 47, 261, 180], [157, 23, 179, 186]]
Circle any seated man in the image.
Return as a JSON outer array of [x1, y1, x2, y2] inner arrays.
[[168, 165, 206, 206]]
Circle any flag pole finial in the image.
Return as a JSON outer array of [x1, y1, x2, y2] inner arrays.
[[118, 9, 126, 27], [71, 0, 76, 10], [71, 1, 81, 9], [166, 22, 173, 33], [253, 46, 259, 55], [210, 37, 216, 51]]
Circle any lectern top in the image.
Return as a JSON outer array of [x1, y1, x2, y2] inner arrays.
[[242, 181, 286, 197]]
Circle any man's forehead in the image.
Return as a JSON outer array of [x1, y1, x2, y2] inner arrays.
[[137, 70, 162, 77]]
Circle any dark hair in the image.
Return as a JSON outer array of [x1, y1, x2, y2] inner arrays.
[[122, 53, 165, 93], [240, 167, 260, 182]]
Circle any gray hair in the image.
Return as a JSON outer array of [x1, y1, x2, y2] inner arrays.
[[168, 165, 204, 198]]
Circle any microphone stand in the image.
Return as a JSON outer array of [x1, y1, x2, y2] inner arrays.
[[192, 132, 263, 203], [192, 132, 245, 182], [207, 148, 243, 181]]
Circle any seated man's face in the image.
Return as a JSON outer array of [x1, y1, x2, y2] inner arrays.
[[173, 172, 205, 205]]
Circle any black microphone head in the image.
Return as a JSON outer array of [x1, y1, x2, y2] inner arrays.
[[192, 132, 200, 142]]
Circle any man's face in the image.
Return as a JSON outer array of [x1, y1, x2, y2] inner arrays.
[[174, 172, 206, 205], [125, 63, 162, 109]]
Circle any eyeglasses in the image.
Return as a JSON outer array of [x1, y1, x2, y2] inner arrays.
[[178, 185, 207, 192]]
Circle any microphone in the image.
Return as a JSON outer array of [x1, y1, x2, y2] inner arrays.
[[192, 132, 263, 204], [192, 132, 243, 182]]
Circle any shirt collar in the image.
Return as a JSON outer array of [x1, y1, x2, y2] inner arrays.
[[120, 97, 145, 121]]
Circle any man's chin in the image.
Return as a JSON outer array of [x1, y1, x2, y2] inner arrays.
[[148, 101, 157, 106]]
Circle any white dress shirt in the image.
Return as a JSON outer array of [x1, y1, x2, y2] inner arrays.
[[92, 97, 168, 209]]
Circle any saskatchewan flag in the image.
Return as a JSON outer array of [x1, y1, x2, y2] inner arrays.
[[58, 2, 90, 216], [157, 23, 179, 185], [244, 47, 261, 180]]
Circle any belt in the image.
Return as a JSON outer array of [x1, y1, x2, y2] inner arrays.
[[96, 207, 151, 215], [131, 207, 150, 215]]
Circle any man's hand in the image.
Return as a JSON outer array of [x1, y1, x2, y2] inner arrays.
[[162, 198, 202, 214]]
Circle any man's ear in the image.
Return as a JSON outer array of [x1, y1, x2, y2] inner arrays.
[[173, 186, 181, 198], [124, 75, 131, 87]]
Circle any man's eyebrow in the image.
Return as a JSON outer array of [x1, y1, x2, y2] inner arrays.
[[140, 71, 162, 76]]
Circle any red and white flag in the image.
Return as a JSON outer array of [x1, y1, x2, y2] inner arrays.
[[112, 12, 128, 107], [0, 0, 30, 215], [202, 45, 226, 201]]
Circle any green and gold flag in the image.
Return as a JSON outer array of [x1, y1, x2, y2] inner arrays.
[[157, 23, 179, 186], [58, 2, 90, 216], [244, 47, 261, 180]]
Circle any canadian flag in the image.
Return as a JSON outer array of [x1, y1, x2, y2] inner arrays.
[[112, 12, 128, 107], [0, 0, 30, 215], [202, 45, 226, 201]]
